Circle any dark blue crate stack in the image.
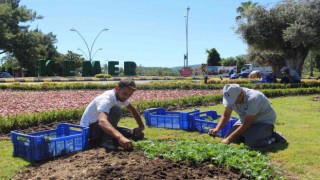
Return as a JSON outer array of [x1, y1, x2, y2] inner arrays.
[[11, 123, 89, 161], [191, 111, 239, 137], [144, 108, 200, 130]]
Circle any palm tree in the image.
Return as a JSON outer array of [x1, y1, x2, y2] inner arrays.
[[236, 1, 258, 22]]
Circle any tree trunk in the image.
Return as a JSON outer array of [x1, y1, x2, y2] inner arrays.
[[265, 58, 285, 78], [310, 56, 314, 77], [271, 63, 285, 78], [284, 47, 309, 77]]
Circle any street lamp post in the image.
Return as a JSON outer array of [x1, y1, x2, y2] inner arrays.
[[184, 6, 190, 67], [70, 28, 109, 61], [77, 48, 89, 60], [92, 48, 103, 60]]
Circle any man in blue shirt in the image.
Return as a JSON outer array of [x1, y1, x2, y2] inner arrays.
[[280, 66, 301, 83]]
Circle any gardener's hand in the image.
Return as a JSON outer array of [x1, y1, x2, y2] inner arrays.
[[117, 136, 133, 151], [132, 126, 144, 136], [208, 128, 219, 137], [221, 137, 232, 144]]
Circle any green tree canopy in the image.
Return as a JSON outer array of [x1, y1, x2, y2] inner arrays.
[[221, 57, 237, 67], [0, 0, 41, 54], [50, 51, 85, 76], [0, 0, 59, 76], [221, 55, 247, 73], [246, 47, 285, 76], [236, 0, 320, 76], [206, 48, 221, 66]]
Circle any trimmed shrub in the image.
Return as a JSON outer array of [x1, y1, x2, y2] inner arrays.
[[0, 87, 319, 133], [94, 74, 112, 78]]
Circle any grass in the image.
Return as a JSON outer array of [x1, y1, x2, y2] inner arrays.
[[0, 141, 29, 180], [1, 94, 319, 179], [267, 95, 320, 180]]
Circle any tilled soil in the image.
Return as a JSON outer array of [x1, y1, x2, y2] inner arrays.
[[13, 148, 246, 180], [6, 120, 246, 180]]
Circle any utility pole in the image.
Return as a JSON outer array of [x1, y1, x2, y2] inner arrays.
[[184, 6, 190, 67]]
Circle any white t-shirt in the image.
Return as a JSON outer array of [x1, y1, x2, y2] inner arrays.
[[80, 89, 130, 127]]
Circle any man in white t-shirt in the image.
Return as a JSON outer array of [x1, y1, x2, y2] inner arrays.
[[208, 84, 280, 148], [80, 78, 145, 151]]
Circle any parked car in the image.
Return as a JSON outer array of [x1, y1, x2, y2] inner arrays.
[[0, 72, 13, 78]]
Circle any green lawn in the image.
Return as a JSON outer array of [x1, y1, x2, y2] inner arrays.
[[1, 94, 319, 179], [0, 141, 29, 180]]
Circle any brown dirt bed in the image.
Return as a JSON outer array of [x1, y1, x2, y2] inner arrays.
[[13, 148, 246, 180], [6, 120, 246, 179]]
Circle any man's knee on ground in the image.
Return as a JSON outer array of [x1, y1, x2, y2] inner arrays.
[[244, 136, 272, 148], [244, 140, 266, 148]]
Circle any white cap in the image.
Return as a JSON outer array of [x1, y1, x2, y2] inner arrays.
[[223, 84, 242, 105]]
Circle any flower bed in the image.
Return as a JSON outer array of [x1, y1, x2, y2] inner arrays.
[[0, 89, 221, 117]]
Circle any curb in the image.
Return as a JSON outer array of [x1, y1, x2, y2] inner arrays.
[[0, 76, 202, 83]]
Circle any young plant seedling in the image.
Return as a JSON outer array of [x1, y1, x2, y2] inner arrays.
[[205, 116, 214, 122]]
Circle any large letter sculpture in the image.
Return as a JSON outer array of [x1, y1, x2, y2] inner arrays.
[[124, 61, 137, 76], [38, 60, 54, 76], [108, 61, 119, 76], [62, 60, 75, 76], [82, 61, 102, 77]]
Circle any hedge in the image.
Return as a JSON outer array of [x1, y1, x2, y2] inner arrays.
[[0, 87, 319, 134], [0, 81, 320, 90]]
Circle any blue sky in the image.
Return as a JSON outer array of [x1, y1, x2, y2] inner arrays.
[[18, 0, 279, 67]]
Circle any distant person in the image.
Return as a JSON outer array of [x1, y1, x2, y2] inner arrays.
[[80, 78, 145, 151], [229, 73, 238, 79], [228, 67, 235, 77], [280, 67, 301, 83], [229, 67, 238, 79], [248, 70, 262, 79], [263, 73, 277, 83], [204, 72, 209, 84], [208, 84, 284, 148]]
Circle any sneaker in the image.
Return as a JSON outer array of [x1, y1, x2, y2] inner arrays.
[[272, 132, 287, 143], [267, 136, 276, 144], [270, 137, 276, 143]]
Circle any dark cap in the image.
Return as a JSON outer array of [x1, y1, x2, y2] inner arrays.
[[118, 78, 136, 90]]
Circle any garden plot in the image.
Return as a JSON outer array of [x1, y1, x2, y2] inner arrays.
[[13, 147, 245, 180], [0, 89, 221, 116]]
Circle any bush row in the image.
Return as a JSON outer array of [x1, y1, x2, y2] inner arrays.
[[0, 87, 319, 134], [0, 81, 320, 90], [94, 74, 112, 78]]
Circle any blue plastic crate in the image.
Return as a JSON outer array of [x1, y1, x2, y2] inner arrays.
[[191, 111, 239, 137], [144, 108, 200, 130], [11, 123, 89, 161]]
